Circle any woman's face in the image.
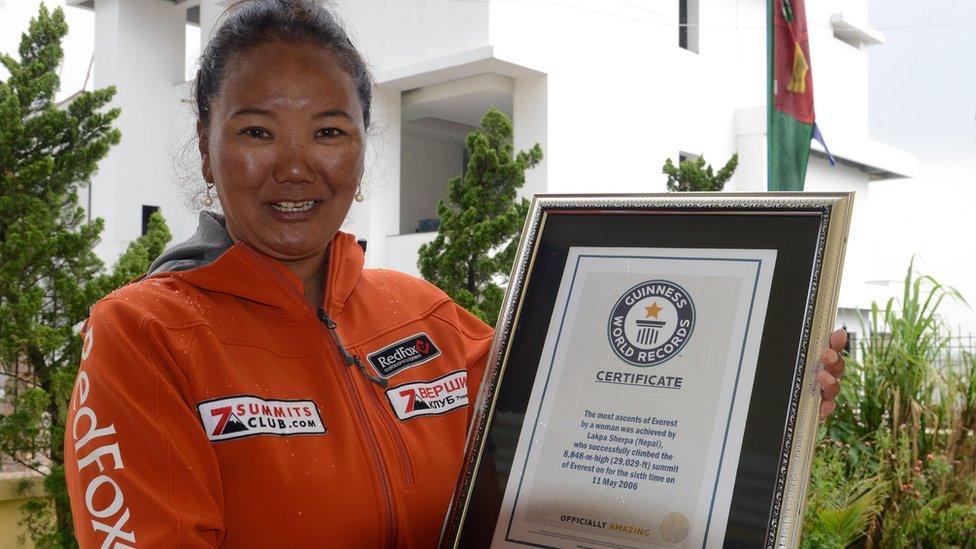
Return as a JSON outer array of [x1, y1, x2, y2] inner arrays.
[[199, 40, 365, 263]]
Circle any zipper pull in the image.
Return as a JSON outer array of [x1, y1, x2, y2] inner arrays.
[[316, 307, 338, 330], [316, 308, 388, 388], [352, 355, 388, 389], [317, 308, 353, 366]]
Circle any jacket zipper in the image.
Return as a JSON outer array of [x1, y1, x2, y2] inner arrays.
[[329, 345, 399, 548], [238, 243, 399, 548], [318, 312, 416, 486], [367, 385, 416, 485]]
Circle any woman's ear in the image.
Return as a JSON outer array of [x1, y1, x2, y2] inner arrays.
[[197, 120, 214, 183]]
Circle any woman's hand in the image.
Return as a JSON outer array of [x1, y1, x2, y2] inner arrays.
[[817, 328, 847, 420]]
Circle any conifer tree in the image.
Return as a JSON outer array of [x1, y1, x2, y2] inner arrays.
[[0, 6, 171, 546], [418, 108, 542, 325], [662, 153, 738, 192]]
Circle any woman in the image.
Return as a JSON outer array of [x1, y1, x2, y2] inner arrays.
[[64, 1, 846, 547]]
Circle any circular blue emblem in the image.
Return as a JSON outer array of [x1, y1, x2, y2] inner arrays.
[[607, 280, 696, 367]]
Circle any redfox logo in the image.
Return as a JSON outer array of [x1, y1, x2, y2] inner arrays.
[[197, 396, 326, 442], [71, 327, 137, 548], [367, 333, 441, 378], [386, 371, 467, 420]]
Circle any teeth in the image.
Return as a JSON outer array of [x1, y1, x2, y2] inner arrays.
[[271, 201, 315, 212]]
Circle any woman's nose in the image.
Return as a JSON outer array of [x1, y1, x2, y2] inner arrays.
[[272, 141, 315, 185]]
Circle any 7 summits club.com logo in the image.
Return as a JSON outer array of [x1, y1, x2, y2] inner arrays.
[[385, 370, 468, 421], [607, 280, 696, 367], [197, 395, 327, 442]]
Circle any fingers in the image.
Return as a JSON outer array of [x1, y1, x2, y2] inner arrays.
[[818, 369, 840, 401], [820, 346, 846, 379], [819, 399, 836, 421], [829, 328, 847, 353], [818, 329, 847, 422]]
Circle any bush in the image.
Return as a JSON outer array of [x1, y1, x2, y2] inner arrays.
[[803, 262, 976, 547]]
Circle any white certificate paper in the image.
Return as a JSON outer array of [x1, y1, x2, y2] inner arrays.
[[493, 247, 777, 548]]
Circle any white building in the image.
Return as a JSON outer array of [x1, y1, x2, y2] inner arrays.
[[64, 0, 916, 336]]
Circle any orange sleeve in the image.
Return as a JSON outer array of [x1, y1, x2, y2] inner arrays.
[[450, 303, 494, 428], [64, 298, 224, 548]]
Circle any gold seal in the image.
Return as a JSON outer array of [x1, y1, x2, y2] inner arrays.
[[659, 512, 689, 544]]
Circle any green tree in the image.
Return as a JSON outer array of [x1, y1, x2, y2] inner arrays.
[[0, 6, 171, 546], [662, 153, 738, 192], [418, 108, 542, 324]]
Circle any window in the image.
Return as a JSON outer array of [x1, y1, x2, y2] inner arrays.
[[678, 151, 699, 165], [679, 0, 699, 53], [142, 205, 159, 236]]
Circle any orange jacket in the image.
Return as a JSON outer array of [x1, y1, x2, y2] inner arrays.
[[64, 213, 493, 547]]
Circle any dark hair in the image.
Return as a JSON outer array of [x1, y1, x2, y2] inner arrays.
[[194, 0, 373, 128]]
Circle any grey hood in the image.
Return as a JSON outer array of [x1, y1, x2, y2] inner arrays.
[[148, 211, 234, 276]]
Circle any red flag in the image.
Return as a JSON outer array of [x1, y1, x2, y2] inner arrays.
[[768, 0, 822, 190]]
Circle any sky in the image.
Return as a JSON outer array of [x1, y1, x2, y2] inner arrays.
[[869, 0, 976, 162], [866, 0, 976, 330], [1, 0, 974, 329]]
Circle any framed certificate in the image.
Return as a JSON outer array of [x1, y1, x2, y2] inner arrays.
[[441, 193, 853, 549]]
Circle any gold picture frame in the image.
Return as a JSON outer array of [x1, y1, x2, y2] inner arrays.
[[441, 193, 854, 548]]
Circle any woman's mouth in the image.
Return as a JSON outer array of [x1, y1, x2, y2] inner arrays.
[[269, 200, 317, 213]]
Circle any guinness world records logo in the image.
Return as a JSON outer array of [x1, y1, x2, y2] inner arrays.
[[607, 280, 696, 367]]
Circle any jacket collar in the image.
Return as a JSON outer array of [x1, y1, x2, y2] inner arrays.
[[151, 212, 364, 316]]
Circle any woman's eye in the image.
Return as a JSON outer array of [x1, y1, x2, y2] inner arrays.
[[316, 127, 345, 138], [241, 127, 271, 139]]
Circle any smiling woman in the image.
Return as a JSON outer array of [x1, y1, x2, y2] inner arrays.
[[62, 1, 496, 547], [192, 0, 372, 309], [199, 39, 366, 308]]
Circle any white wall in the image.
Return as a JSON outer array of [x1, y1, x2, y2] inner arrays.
[[807, 0, 872, 143], [361, 87, 401, 268], [513, 74, 548, 200], [90, 0, 199, 264], [384, 233, 436, 278], [734, 0, 767, 110], [489, 0, 744, 194], [335, 0, 489, 75]]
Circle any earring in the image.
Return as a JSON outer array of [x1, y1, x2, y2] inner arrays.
[[354, 186, 364, 203], [202, 182, 215, 207]]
